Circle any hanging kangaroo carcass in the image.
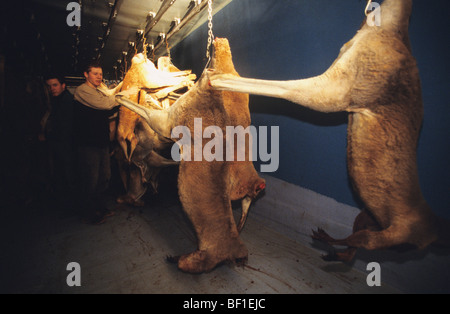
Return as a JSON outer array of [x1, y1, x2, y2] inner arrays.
[[113, 52, 195, 162], [209, 0, 443, 261], [99, 53, 196, 206], [116, 38, 265, 273]]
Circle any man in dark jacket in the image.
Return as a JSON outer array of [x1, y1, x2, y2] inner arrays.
[[44, 74, 76, 209]]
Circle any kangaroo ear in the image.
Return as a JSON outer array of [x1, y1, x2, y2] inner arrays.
[[115, 95, 173, 139]]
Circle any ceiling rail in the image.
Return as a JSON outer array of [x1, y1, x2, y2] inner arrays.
[[152, 0, 209, 56], [131, 0, 177, 54], [95, 0, 121, 60], [145, 0, 177, 38]]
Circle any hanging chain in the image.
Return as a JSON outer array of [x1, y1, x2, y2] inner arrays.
[[205, 0, 214, 61], [165, 36, 171, 59]]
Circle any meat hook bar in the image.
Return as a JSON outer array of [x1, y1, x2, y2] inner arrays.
[[95, 0, 121, 60], [153, 0, 209, 56], [135, 0, 177, 53], [145, 0, 177, 37]]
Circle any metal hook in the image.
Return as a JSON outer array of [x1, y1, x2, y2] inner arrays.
[[365, 0, 373, 16]]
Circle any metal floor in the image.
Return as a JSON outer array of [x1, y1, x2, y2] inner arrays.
[[0, 183, 399, 294]]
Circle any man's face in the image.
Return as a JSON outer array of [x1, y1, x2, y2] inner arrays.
[[46, 78, 66, 97], [84, 67, 103, 88]]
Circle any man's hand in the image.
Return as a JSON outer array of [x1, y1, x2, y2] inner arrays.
[[116, 86, 140, 98]]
